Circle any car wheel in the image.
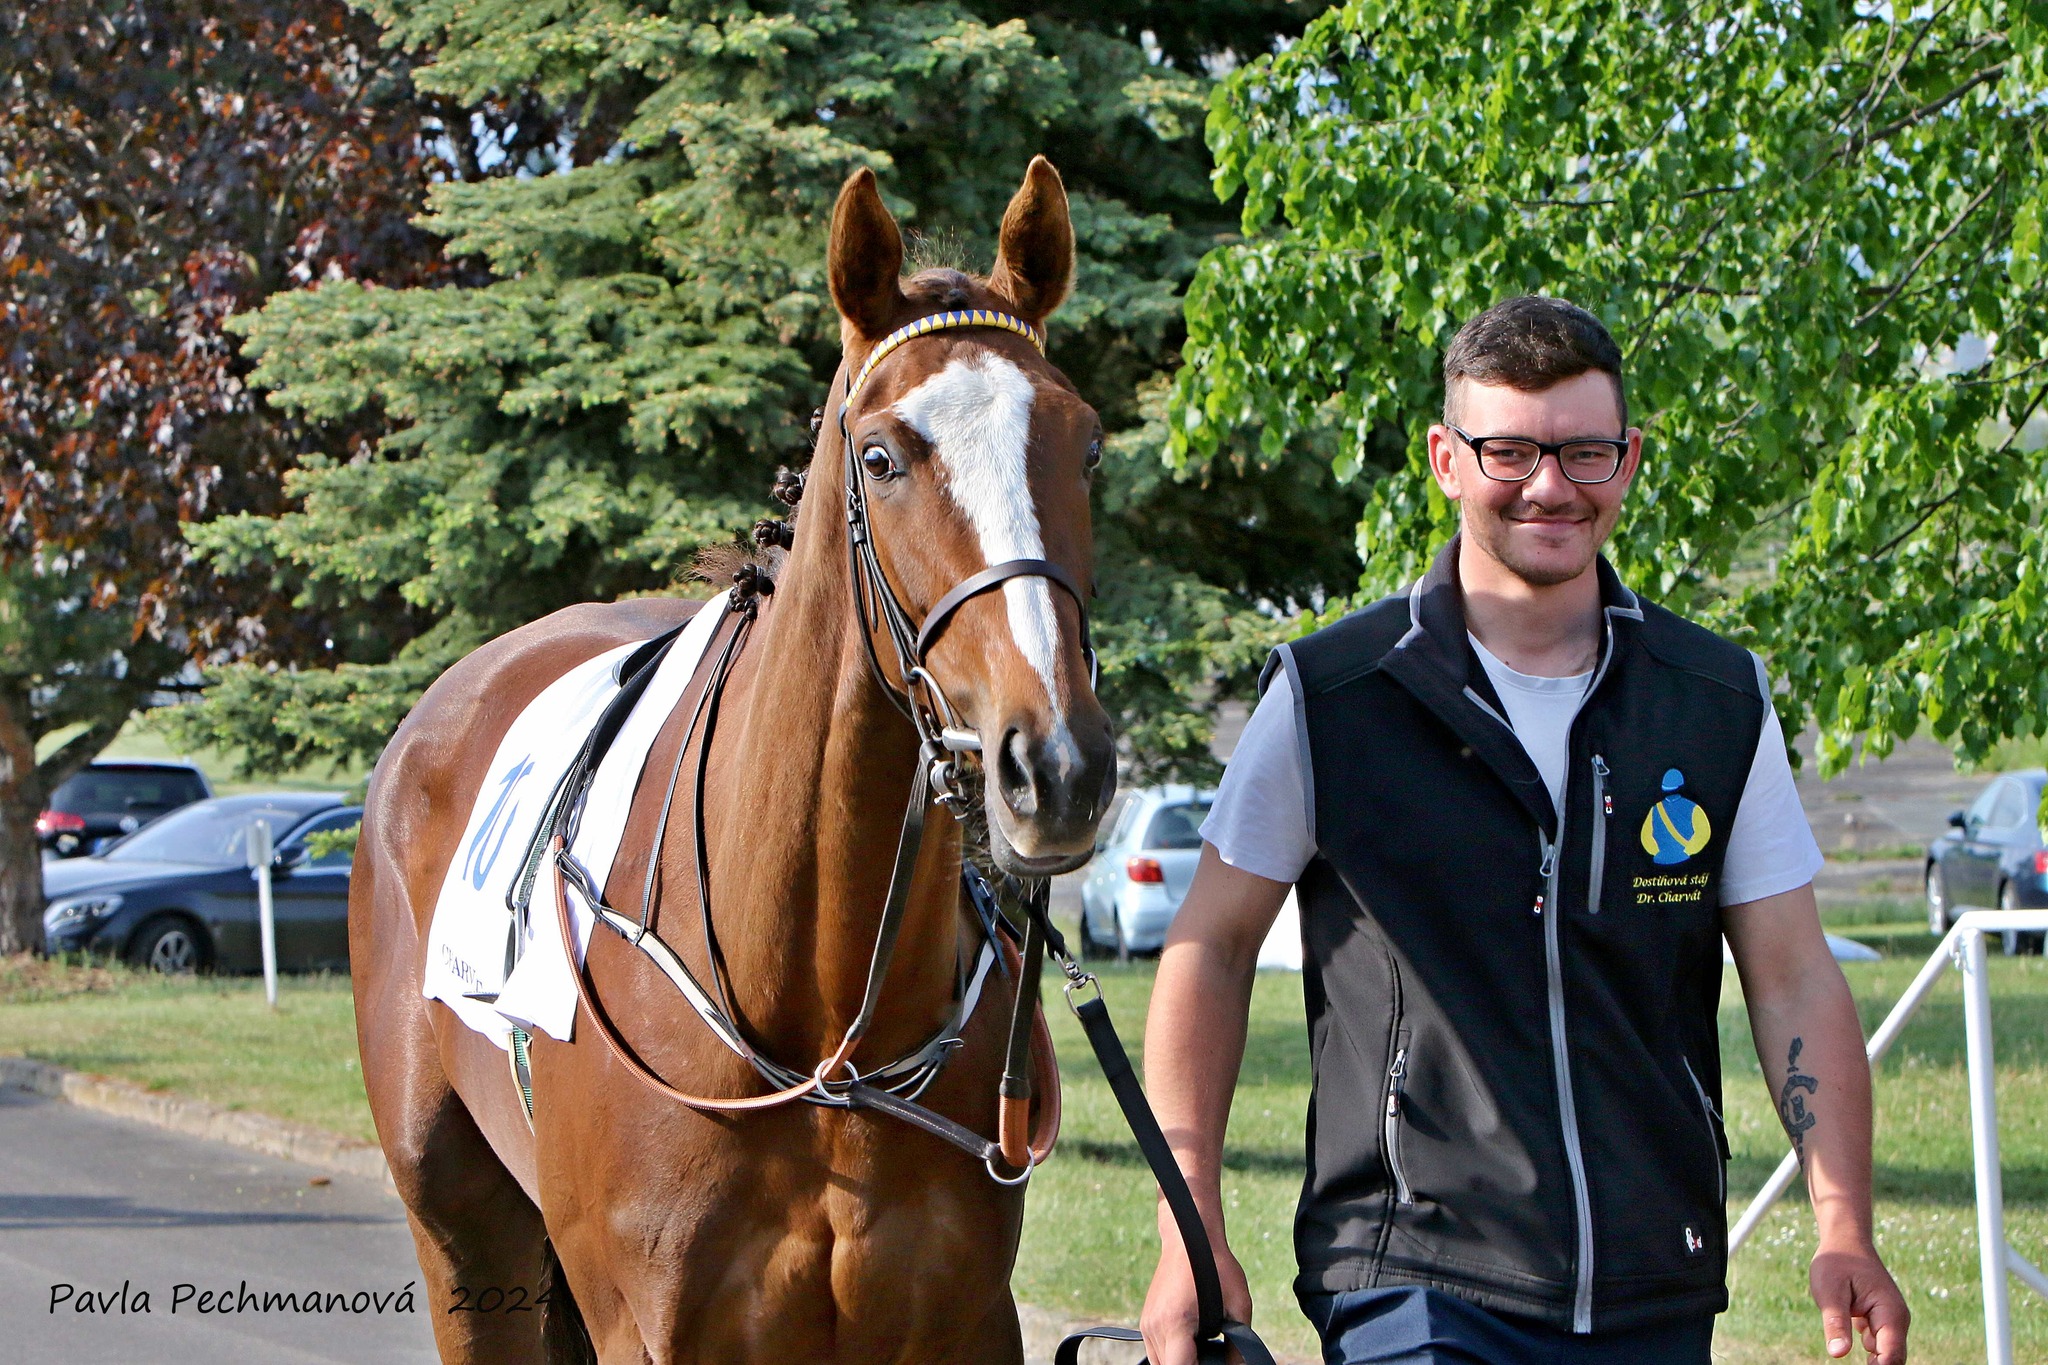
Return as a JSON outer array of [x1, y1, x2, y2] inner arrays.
[[129, 915, 207, 974], [1926, 863, 1952, 935], [1998, 881, 2045, 956]]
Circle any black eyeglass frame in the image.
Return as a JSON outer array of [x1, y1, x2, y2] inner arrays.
[[1448, 425, 1631, 485]]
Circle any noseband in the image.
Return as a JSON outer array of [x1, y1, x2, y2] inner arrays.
[[837, 308, 1097, 811]]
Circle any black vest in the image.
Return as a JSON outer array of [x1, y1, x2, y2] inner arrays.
[[1273, 537, 1767, 1332]]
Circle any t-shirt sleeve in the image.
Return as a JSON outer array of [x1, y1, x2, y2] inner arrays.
[[1718, 673, 1825, 907], [1200, 666, 1317, 885]]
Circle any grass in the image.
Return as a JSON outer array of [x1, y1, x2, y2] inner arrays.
[[2, 948, 2041, 1363], [0, 955, 372, 1141], [1018, 949, 2048, 1364]]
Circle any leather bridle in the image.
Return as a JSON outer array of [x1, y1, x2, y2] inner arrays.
[[516, 307, 1089, 1180], [837, 306, 1097, 812]]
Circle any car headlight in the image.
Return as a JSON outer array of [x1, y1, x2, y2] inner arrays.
[[45, 894, 123, 927]]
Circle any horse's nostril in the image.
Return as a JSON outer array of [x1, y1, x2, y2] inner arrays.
[[998, 728, 1038, 817]]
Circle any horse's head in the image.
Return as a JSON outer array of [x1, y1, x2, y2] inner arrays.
[[825, 158, 1116, 875]]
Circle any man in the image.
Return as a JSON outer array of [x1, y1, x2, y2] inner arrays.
[[1139, 297, 1909, 1364]]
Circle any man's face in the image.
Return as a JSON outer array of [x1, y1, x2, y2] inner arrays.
[[1425, 370, 1642, 588]]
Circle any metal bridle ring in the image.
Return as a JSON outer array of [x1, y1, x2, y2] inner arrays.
[[983, 1149, 1037, 1186]]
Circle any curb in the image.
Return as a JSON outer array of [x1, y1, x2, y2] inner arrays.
[[0, 1054, 394, 1192]]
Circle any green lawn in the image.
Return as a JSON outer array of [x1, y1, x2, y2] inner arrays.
[[2, 947, 2041, 1363], [1020, 950, 2048, 1364], [0, 956, 372, 1141]]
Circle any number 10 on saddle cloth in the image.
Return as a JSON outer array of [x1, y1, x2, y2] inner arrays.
[[421, 601, 729, 1050]]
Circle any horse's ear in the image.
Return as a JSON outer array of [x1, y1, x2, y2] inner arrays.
[[988, 156, 1074, 324], [828, 167, 907, 342]]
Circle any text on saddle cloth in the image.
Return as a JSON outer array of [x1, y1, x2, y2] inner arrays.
[[421, 600, 730, 1050]]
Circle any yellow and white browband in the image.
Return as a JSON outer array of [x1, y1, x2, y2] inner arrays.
[[841, 309, 1046, 411]]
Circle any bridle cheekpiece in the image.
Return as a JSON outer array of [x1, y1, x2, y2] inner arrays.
[[835, 307, 1092, 815]]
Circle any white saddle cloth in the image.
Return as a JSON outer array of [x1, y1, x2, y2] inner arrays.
[[421, 600, 728, 1050]]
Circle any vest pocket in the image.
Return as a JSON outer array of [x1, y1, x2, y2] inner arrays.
[[1384, 1032, 1413, 1206], [1682, 1055, 1728, 1205]]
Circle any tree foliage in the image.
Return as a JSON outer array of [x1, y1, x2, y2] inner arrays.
[[0, 0, 464, 949], [175, 0, 1351, 785], [1175, 0, 2048, 773]]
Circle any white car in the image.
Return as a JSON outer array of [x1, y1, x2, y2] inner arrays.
[[1078, 785, 1214, 958]]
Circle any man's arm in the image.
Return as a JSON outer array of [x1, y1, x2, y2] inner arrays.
[[1138, 843, 1292, 1365], [1724, 882, 1909, 1364]]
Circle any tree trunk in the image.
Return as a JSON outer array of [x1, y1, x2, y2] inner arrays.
[[0, 686, 46, 955]]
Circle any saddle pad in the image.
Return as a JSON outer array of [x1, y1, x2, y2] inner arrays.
[[421, 600, 729, 1050]]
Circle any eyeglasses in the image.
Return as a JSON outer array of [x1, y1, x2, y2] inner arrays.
[[1449, 426, 1629, 485]]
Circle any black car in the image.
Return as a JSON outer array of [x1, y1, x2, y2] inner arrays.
[[38, 759, 212, 857], [41, 793, 361, 972], [1925, 768, 2046, 955]]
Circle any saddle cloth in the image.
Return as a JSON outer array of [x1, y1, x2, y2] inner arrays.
[[421, 600, 728, 1050]]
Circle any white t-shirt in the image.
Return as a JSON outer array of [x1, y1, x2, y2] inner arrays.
[[1202, 639, 1823, 908]]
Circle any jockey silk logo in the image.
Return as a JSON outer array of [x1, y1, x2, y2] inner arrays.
[[1640, 768, 1712, 865]]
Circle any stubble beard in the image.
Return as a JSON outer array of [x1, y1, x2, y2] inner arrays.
[[1466, 501, 1605, 589]]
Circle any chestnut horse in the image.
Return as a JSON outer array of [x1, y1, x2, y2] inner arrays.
[[350, 158, 1117, 1364]]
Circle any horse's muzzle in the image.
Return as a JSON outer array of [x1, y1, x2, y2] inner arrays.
[[986, 709, 1116, 872]]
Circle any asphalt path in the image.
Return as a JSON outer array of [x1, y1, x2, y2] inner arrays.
[[0, 1086, 436, 1364]]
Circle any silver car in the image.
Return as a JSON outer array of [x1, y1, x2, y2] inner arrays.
[[1077, 785, 1214, 958]]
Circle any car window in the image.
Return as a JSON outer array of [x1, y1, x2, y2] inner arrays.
[[1106, 798, 1145, 850], [282, 811, 361, 870], [1142, 803, 1212, 851], [1987, 780, 2028, 831], [103, 802, 320, 866], [1967, 782, 2003, 828], [50, 768, 206, 814]]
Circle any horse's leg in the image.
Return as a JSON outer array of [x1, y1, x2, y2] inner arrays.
[[355, 846, 556, 1364], [927, 1290, 1025, 1365]]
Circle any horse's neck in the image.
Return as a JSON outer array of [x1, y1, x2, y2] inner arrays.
[[702, 519, 967, 1065]]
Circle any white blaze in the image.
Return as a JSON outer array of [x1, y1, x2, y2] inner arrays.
[[892, 350, 1064, 717]]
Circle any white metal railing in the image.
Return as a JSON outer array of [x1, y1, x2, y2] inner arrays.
[[1728, 910, 2048, 1365]]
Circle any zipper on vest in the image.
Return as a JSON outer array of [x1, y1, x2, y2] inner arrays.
[[1547, 615, 1619, 1335], [1683, 1055, 1728, 1205], [1588, 755, 1611, 915], [1384, 1042, 1413, 1205], [1542, 812, 1597, 1332]]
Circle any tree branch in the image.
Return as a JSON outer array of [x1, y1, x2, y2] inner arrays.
[[1852, 171, 2003, 328]]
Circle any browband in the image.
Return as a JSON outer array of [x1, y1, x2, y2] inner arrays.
[[841, 308, 1046, 411]]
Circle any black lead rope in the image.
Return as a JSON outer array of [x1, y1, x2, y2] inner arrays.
[[1009, 888, 1274, 1365]]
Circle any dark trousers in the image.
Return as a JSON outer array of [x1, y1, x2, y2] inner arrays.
[[1301, 1286, 1715, 1365]]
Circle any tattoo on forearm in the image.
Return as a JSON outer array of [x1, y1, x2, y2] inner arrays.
[[1778, 1037, 1818, 1162]]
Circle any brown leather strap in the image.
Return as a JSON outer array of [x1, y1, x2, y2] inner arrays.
[[553, 843, 821, 1112]]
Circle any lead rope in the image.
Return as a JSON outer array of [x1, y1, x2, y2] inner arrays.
[[1006, 890, 1276, 1365]]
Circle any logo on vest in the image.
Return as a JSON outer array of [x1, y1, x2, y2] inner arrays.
[[1640, 768, 1712, 866]]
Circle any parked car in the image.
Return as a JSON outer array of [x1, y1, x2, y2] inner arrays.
[[1078, 785, 1214, 958], [38, 759, 212, 858], [1925, 768, 2046, 955], [41, 792, 361, 973]]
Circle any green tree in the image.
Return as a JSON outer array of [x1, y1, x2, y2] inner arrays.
[[173, 0, 1354, 786], [1175, 0, 2048, 773], [0, 0, 466, 952]]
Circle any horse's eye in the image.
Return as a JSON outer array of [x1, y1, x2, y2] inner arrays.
[[1084, 437, 1103, 471], [862, 445, 899, 481]]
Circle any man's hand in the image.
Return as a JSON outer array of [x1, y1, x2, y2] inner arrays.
[[1811, 1239, 1908, 1364], [1140, 1209, 1253, 1365]]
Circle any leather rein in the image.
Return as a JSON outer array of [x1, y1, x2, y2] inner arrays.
[[516, 308, 1087, 1182]]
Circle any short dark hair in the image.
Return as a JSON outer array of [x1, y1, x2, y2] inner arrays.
[[1442, 296, 1627, 428]]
